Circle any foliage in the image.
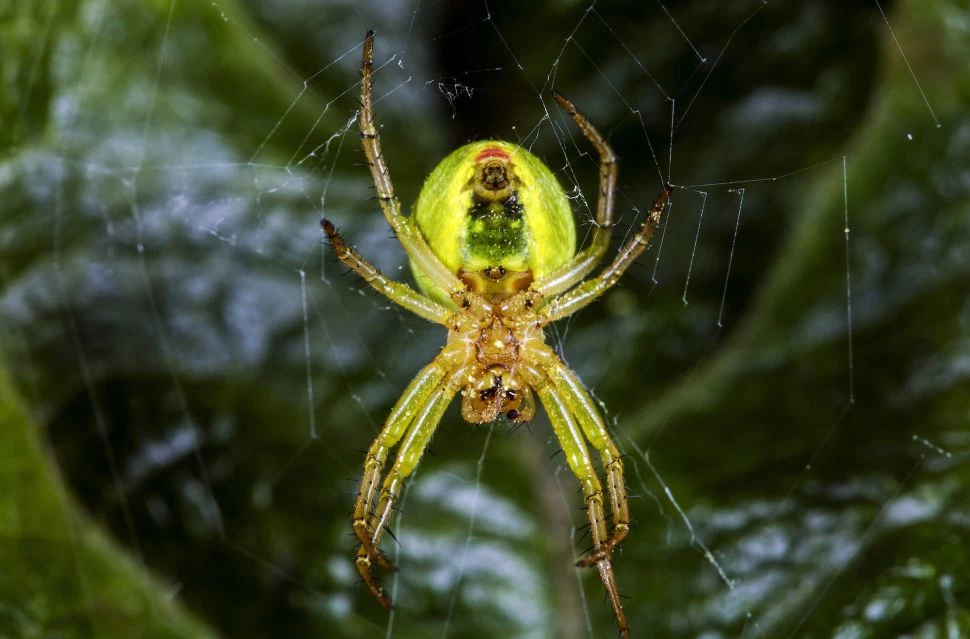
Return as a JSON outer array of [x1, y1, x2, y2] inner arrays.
[[1, 0, 968, 637]]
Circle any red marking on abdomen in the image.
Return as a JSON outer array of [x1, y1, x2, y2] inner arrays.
[[476, 146, 510, 161]]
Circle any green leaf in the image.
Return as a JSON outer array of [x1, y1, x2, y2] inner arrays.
[[0, 370, 215, 638]]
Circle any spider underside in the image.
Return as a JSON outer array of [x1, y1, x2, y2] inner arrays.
[[322, 31, 670, 639]]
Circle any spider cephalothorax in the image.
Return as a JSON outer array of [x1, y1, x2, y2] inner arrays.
[[322, 32, 671, 638], [453, 311, 540, 424]]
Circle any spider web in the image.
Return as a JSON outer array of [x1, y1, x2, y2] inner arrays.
[[1, 0, 967, 638]]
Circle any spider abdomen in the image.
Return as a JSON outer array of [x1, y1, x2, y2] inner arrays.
[[411, 140, 577, 306]]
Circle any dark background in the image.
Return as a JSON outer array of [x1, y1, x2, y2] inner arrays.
[[1, 0, 969, 637]]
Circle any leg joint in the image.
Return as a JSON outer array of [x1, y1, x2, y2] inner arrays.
[[584, 489, 605, 506]]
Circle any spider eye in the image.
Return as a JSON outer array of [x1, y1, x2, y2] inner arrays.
[[505, 409, 520, 420]]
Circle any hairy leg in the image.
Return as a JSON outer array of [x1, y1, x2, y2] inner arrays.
[[322, 219, 452, 324], [532, 346, 630, 560], [532, 91, 618, 297], [540, 182, 671, 324], [352, 350, 463, 590], [358, 31, 469, 301], [355, 367, 465, 607], [527, 364, 630, 638]]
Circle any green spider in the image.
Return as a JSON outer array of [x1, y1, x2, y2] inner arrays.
[[322, 31, 670, 638]]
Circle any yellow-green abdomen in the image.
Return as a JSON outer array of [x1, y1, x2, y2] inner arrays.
[[410, 141, 576, 305]]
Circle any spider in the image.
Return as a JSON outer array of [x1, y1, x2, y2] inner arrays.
[[322, 31, 670, 638]]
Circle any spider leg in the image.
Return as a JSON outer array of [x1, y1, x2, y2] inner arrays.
[[539, 182, 671, 324], [532, 91, 618, 297], [352, 348, 462, 566], [354, 363, 465, 608], [322, 219, 453, 324], [358, 31, 474, 306], [532, 346, 629, 563], [526, 364, 630, 638]]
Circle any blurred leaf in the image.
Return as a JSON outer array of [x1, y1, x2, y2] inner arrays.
[[0, 369, 215, 638]]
